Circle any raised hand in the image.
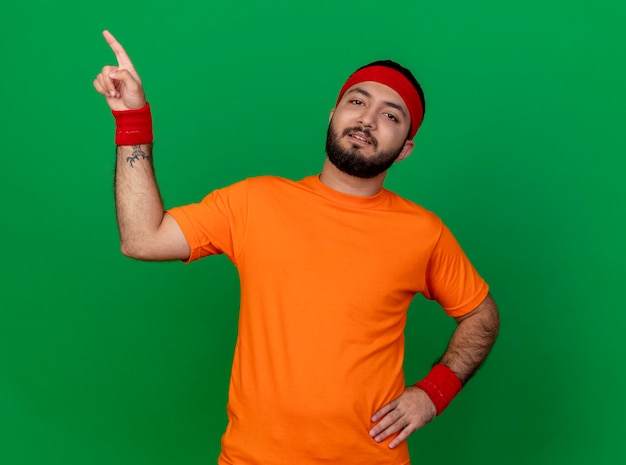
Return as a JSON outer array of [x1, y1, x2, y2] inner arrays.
[[93, 30, 146, 111]]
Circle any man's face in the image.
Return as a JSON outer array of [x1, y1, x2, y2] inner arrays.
[[325, 81, 414, 179]]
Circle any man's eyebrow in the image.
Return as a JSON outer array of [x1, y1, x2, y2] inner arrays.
[[347, 87, 373, 99], [346, 87, 407, 117], [383, 100, 407, 117]]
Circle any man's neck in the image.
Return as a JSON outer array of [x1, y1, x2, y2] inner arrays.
[[319, 158, 387, 197]]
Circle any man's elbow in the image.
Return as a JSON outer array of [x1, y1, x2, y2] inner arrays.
[[120, 240, 150, 260], [119, 237, 189, 262], [482, 295, 501, 342], [456, 294, 500, 338]]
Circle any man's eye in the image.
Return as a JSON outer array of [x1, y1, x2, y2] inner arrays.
[[350, 99, 364, 105], [384, 113, 398, 121]]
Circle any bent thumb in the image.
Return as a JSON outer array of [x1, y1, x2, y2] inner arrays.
[[110, 69, 138, 88]]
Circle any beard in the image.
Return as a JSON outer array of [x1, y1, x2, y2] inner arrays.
[[325, 123, 405, 179]]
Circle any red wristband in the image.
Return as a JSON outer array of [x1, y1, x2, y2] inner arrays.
[[112, 103, 153, 146], [415, 364, 462, 415]]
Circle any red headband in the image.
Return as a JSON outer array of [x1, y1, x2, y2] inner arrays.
[[336, 65, 424, 139]]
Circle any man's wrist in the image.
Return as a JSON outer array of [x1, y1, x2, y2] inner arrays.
[[112, 103, 153, 146], [415, 364, 462, 416]]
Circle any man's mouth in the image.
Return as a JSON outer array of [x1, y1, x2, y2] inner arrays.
[[349, 132, 371, 144], [343, 128, 377, 147]]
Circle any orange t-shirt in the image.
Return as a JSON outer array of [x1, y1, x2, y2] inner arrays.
[[167, 175, 488, 465]]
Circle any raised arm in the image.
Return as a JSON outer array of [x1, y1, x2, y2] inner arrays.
[[94, 31, 190, 261]]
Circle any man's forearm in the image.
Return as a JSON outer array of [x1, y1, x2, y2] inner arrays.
[[439, 294, 500, 383], [115, 144, 165, 257]]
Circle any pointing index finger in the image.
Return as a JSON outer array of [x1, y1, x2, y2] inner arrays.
[[102, 30, 136, 71]]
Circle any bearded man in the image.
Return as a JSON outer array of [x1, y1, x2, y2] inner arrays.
[[94, 30, 500, 465]]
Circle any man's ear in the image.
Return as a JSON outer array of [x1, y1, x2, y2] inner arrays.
[[395, 139, 414, 162], [329, 108, 335, 122]]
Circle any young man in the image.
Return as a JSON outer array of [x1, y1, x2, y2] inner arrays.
[[94, 30, 500, 465]]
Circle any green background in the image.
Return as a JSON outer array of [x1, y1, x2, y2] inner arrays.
[[1, 0, 624, 463]]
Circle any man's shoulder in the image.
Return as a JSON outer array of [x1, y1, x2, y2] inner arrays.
[[245, 175, 297, 186], [215, 175, 297, 195], [385, 189, 442, 222]]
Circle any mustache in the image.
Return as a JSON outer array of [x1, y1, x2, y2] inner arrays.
[[341, 126, 378, 148]]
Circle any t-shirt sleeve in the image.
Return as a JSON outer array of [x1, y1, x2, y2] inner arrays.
[[422, 222, 489, 317], [166, 179, 249, 264]]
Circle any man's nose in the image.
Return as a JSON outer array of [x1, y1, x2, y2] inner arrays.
[[357, 107, 377, 129]]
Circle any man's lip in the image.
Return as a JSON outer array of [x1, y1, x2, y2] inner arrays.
[[348, 132, 372, 145]]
